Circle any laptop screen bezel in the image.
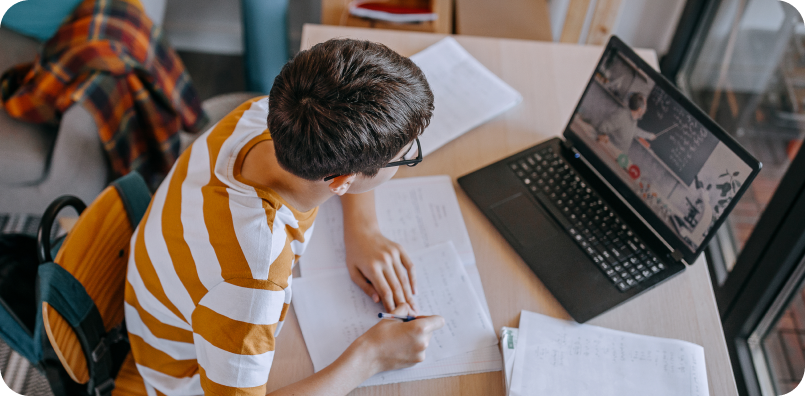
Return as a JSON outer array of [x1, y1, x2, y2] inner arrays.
[[562, 35, 762, 265]]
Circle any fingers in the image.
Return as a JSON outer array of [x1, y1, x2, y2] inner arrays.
[[382, 264, 407, 311], [414, 315, 446, 333], [391, 302, 412, 316], [391, 254, 415, 312], [399, 248, 416, 295], [369, 267, 395, 312], [348, 266, 380, 303]]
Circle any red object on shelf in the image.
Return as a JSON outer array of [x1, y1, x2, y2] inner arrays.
[[356, 2, 431, 14]]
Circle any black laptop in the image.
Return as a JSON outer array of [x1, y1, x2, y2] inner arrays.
[[458, 36, 762, 323]]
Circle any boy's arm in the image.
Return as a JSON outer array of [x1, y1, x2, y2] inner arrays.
[[267, 304, 444, 396], [340, 191, 416, 312]]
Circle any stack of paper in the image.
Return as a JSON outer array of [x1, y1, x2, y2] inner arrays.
[[506, 311, 710, 396], [295, 176, 502, 387], [409, 37, 522, 158]]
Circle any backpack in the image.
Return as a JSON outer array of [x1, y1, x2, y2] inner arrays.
[[0, 172, 151, 396]]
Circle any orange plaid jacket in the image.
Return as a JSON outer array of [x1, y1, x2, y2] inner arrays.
[[1, 0, 207, 188]]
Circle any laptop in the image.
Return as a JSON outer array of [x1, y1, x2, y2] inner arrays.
[[458, 36, 762, 323]]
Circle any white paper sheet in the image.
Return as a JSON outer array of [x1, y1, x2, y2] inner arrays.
[[293, 243, 499, 386], [410, 37, 522, 157], [300, 175, 475, 275], [510, 311, 709, 396]]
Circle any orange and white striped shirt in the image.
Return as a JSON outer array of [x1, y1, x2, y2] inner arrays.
[[125, 96, 317, 395]]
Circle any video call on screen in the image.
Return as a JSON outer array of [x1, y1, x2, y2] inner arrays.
[[567, 48, 752, 251]]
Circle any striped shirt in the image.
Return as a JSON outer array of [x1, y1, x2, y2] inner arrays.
[[125, 96, 317, 396]]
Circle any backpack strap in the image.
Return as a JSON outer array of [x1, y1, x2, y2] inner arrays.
[[37, 263, 115, 396], [111, 172, 151, 229]]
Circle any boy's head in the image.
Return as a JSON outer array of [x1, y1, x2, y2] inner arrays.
[[267, 39, 434, 184]]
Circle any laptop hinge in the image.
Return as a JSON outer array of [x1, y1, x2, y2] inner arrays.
[[562, 138, 574, 150], [671, 249, 685, 263]]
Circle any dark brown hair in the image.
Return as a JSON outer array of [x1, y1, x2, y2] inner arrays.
[[267, 39, 434, 181], [628, 92, 646, 111]]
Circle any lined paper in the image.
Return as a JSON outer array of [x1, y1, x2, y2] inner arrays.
[[510, 311, 709, 396], [300, 175, 475, 275], [293, 243, 500, 387], [410, 37, 522, 157]]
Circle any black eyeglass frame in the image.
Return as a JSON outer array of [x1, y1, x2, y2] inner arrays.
[[323, 138, 422, 182]]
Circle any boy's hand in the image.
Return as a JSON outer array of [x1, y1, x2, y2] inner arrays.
[[344, 228, 417, 313], [356, 303, 444, 373]]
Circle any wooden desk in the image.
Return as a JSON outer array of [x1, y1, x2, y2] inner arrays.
[[268, 24, 738, 396]]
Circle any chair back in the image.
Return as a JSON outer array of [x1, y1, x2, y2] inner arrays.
[[36, 172, 151, 396]]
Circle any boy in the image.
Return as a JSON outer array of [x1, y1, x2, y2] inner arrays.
[[596, 92, 656, 153], [125, 39, 443, 395]]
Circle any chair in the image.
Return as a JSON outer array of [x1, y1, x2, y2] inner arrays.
[[34, 172, 151, 396]]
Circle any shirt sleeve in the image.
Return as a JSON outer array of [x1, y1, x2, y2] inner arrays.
[[191, 279, 286, 396], [635, 127, 654, 140]]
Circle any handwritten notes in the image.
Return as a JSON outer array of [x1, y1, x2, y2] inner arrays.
[[300, 175, 475, 275], [410, 37, 522, 157], [510, 311, 709, 396], [293, 243, 499, 386]]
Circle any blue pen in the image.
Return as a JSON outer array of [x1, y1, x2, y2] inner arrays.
[[378, 313, 416, 322]]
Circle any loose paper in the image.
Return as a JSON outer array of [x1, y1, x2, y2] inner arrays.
[[293, 243, 499, 386], [510, 310, 709, 396], [410, 37, 522, 157], [300, 175, 475, 275]]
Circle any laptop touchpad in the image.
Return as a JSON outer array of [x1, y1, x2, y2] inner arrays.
[[491, 193, 559, 247]]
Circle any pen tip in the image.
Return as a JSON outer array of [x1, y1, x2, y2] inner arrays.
[[378, 313, 383, 318]]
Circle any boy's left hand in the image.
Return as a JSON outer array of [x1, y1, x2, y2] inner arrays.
[[344, 228, 417, 313]]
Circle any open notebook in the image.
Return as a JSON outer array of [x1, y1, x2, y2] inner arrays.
[[296, 176, 502, 386], [294, 242, 499, 387]]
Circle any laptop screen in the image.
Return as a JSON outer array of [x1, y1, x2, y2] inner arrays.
[[564, 39, 760, 260]]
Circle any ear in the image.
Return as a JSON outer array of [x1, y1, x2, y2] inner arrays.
[[328, 174, 357, 196]]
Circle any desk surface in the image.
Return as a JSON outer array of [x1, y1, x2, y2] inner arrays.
[[265, 24, 737, 396]]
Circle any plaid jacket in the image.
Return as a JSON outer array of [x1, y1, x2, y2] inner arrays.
[[1, 0, 208, 188]]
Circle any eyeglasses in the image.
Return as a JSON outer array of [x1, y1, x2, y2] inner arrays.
[[323, 138, 422, 181]]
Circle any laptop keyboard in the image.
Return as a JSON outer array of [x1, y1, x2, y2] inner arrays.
[[510, 146, 667, 292]]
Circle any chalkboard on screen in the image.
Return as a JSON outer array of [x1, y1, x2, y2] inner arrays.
[[637, 85, 718, 186]]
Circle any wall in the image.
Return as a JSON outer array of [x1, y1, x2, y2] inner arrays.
[[550, 0, 687, 56], [163, 0, 686, 57]]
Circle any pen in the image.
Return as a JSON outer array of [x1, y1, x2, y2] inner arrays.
[[378, 313, 416, 322]]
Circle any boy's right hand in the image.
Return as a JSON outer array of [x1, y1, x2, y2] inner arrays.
[[355, 303, 445, 374]]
